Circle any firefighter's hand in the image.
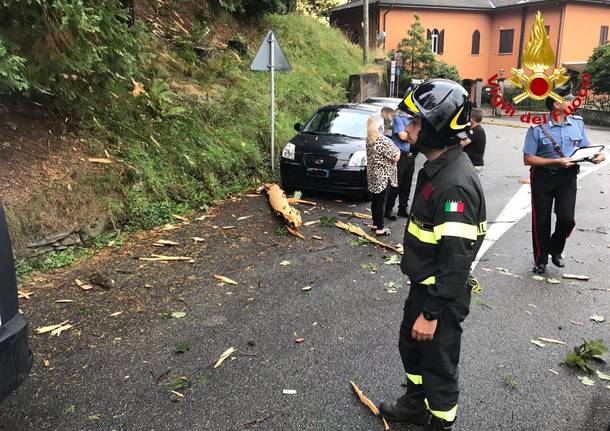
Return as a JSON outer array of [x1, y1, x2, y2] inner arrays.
[[557, 157, 575, 168], [412, 313, 438, 341], [591, 152, 606, 164]]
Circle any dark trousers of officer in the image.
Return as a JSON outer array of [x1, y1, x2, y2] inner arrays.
[[530, 167, 577, 265], [386, 152, 415, 214], [398, 282, 471, 418]]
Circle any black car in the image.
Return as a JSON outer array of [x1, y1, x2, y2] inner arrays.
[[280, 104, 383, 198], [362, 97, 403, 111], [0, 201, 32, 401]]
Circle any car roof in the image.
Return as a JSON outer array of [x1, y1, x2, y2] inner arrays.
[[318, 103, 381, 113], [364, 97, 402, 103]]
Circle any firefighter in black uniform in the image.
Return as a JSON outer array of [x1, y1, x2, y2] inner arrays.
[[379, 79, 487, 431], [523, 82, 605, 274]]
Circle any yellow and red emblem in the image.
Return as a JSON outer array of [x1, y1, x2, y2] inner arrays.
[[509, 11, 570, 104]]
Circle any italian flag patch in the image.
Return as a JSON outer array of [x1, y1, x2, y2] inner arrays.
[[444, 200, 464, 213]]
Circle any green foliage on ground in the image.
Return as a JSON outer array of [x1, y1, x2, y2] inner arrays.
[[0, 6, 363, 233], [565, 339, 608, 374]]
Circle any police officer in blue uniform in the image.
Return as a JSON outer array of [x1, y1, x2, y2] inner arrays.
[[523, 83, 605, 274], [386, 110, 417, 219]]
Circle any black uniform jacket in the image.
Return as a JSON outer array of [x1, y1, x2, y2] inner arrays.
[[401, 145, 487, 319]]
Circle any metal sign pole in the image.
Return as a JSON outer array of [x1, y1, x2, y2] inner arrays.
[[270, 32, 276, 172]]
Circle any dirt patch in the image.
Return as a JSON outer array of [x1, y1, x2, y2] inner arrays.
[[0, 98, 115, 254]]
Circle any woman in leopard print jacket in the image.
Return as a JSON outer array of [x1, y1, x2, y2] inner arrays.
[[366, 115, 400, 236]]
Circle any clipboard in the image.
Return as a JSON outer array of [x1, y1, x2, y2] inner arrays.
[[569, 145, 605, 163]]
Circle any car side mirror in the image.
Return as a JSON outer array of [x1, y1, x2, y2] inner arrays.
[[294, 122, 302, 132]]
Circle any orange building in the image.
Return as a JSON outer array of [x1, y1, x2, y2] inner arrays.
[[330, 0, 610, 86]]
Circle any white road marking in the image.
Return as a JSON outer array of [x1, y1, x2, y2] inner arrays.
[[473, 158, 608, 269]]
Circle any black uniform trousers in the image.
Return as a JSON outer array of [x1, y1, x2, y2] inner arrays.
[[386, 152, 416, 213], [398, 281, 471, 416], [530, 167, 577, 265]]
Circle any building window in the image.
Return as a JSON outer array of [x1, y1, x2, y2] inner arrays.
[[427, 28, 445, 55], [471, 30, 480, 55], [600, 26, 609, 45], [499, 29, 514, 54], [545, 25, 550, 38]]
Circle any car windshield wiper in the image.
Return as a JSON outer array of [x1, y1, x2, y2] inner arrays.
[[330, 133, 360, 139], [302, 130, 328, 135]]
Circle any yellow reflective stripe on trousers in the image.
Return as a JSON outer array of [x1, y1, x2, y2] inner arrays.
[[408, 222, 437, 244], [424, 399, 458, 422], [406, 373, 422, 385], [433, 222, 478, 241], [419, 276, 436, 285]]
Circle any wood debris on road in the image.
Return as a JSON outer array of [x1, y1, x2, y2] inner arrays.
[[88, 157, 112, 164], [350, 381, 389, 430], [287, 198, 317, 206], [172, 214, 189, 222], [153, 239, 180, 247], [75, 278, 93, 290], [287, 227, 305, 239], [338, 211, 373, 220], [335, 221, 403, 254], [35, 320, 74, 336], [213, 275, 238, 285], [18, 290, 33, 300], [159, 223, 180, 232], [139, 254, 195, 263], [562, 274, 590, 281], [214, 347, 236, 368], [260, 183, 302, 229], [537, 337, 566, 345]]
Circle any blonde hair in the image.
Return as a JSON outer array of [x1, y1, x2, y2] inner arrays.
[[366, 115, 380, 145]]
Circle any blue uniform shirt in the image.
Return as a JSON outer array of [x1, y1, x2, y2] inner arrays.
[[392, 112, 411, 153], [523, 115, 590, 170]]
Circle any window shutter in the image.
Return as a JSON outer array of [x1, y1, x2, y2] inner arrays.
[[427, 29, 431, 39], [471, 30, 480, 55], [438, 30, 445, 54], [600, 26, 609, 45]]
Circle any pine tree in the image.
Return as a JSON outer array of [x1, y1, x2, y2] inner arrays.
[[397, 14, 435, 79]]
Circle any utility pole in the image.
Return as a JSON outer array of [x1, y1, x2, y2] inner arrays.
[[363, 0, 369, 64]]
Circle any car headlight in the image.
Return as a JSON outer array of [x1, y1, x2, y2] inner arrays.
[[348, 150, 367, 167], [282, 143, 295, 160]]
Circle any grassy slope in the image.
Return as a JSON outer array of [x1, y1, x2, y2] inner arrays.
[[9, 13, 363, 267], [89, 13, 363, 229]]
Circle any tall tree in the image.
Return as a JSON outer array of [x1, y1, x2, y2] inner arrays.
[[396, 14, 435, 78], [297, 0, 338, 19], [583, 43, 610, 94]]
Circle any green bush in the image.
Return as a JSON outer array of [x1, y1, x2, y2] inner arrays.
[[0, 0, 141, 102], [0, 35, 28, 93]]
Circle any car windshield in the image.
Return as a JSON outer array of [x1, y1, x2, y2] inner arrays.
[[302, 108, 374, 139]]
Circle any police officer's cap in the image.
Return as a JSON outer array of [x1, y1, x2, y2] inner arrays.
[[398, 79, 471, 141], [545, 81, 573, 111]]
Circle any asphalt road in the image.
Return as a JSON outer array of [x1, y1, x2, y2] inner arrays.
[[2, 123, 609, 431]]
